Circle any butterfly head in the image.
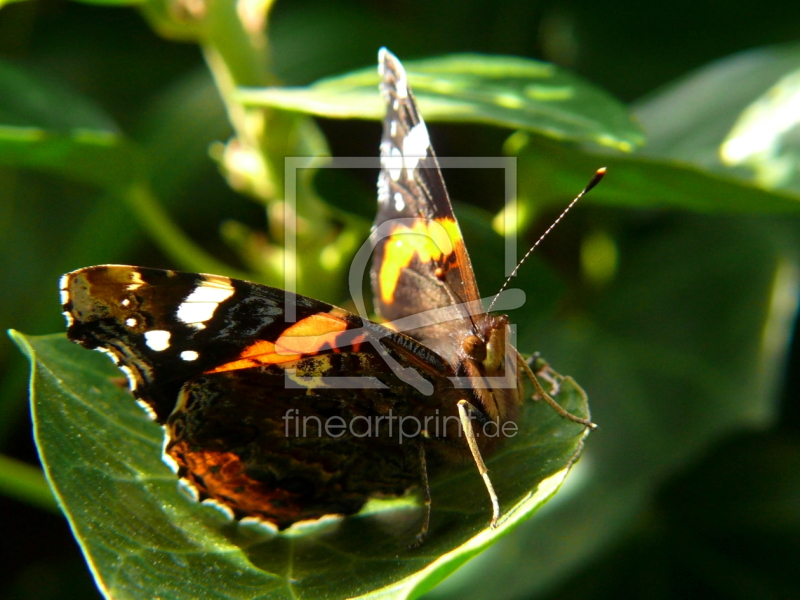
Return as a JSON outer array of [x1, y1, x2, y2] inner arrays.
[[459, 314, 518, 422]]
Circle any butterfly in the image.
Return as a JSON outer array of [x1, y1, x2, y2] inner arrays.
[[61, 48, 596, 544]]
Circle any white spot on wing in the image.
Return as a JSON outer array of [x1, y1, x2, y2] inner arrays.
[[125, 317, 137, 327], [402, 122, 430, 175], [162, 436, 179, 473], [177, 302, 219, 325], [377, 48, 387, 76], [285, 514, 344, 536], [377, 171, 390, 204], [144, 330, 171, 351], [180, 350, 199, 361], [183, 278, 235, 303], [59, 289, 69, 305], [240, 517, 279, 535], [121, 298, 131, 307], [390, 120, 397, 136], [118, 365, 136, 390], [162, 452, 179, 473], [394, 192, 405, 212], [177, 276, 235, 325], [62, 311, 74, 327], [395, 73, 408, 98], [388, 147, 403, 181]]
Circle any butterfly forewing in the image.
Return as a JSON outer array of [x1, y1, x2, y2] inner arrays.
[[372, 49, 486, 362], [61, 265, 463, 527]]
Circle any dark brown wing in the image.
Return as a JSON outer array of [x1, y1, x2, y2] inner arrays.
[[61, 265, 458, 528], [371, 49, 486, 364]]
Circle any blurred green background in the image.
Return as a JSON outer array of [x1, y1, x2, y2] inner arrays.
[[1, 0, 799, 599]]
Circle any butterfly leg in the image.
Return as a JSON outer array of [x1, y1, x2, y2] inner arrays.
[[410, 438, 432, 547], [518, 354, 597, 430], [525, 352, 562, 396], [456, 399, 501, 528]]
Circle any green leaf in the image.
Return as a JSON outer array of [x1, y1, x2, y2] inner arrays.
[[508, 134, 800, 215], [0, 126, 147, 190], [494, 43, 800, 219], [237, 53, 644, 152], [633, 43, 800, 193], [0, 453, 59, 513], [0, 60, 255, 279], [13, 330, 591, 600], [0, 59, 147, 189], [0, 59, 117, 131]]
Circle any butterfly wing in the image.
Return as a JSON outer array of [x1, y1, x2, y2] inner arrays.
[[62, 265, 454, 527], [371, 49, 486, 364]]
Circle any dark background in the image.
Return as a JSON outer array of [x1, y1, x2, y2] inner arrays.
[[1, 1, 798, 598]]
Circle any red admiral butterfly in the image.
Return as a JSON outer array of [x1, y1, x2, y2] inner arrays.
[[61, 48, 598, 543]]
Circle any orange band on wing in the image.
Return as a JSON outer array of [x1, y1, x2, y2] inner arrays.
[[379, 217, 461, 304], [205, 313, 365, 374], [204, 339, 299, 373]]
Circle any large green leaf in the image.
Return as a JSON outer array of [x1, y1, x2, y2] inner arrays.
[[501, 45, 800, 218], [13, 331, 591, 600], [237, 53, 644, 152]]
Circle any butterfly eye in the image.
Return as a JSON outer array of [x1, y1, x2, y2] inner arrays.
[[462, 334, 487, 362]]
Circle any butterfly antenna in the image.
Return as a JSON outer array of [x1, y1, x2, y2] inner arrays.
[[486, 167, 606, 314]]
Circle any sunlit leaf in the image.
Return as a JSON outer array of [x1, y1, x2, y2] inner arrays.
[[237, 53, 644, 152], [633, 43, 800, 194], [505, 133, 800, 216], [720, 67, 800, 190]]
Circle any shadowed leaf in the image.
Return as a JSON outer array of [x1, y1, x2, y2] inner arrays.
[[0, 59, 146, 189], [13, 330, 591, 600]]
